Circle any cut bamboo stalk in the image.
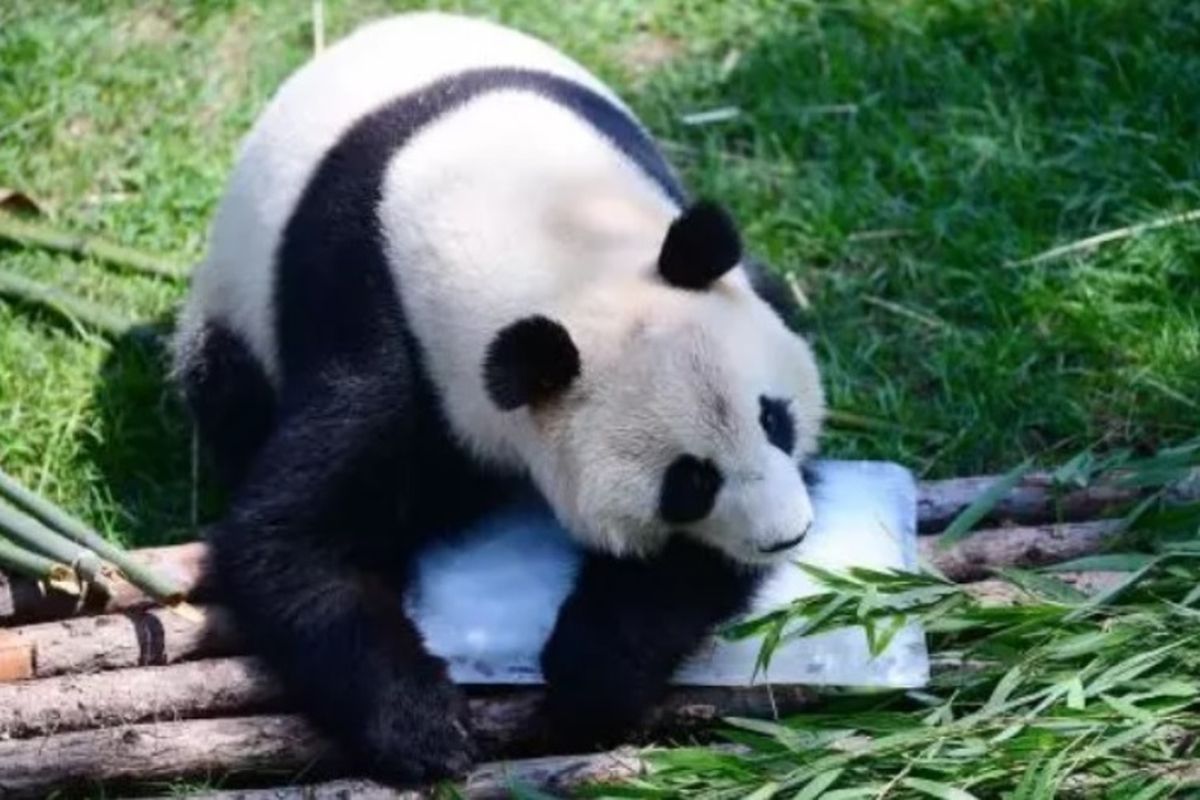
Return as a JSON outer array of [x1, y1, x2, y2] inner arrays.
[[0, 629, 34, 681], [159, 748, 647, 800], [0, 653, 814, 741], [0, 268, 132, 338], [0, 605, 239, 682], [916, 468, 1200, 533], [0, 498, 103, 582], [0, 541, 209, 626], [923, 519, 1121, 582], [0, 466, 185, 603], [0, 212, 186, 281]]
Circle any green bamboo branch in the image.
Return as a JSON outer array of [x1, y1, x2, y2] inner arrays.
[[0, 497, 102, 582], [0, 268, 132, 338], [0, 467, 184, 603], [825, 408, 947, 440], [0, 212, 186, 281]]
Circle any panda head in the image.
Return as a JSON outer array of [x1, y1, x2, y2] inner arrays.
[[483, 201, 824, 566]]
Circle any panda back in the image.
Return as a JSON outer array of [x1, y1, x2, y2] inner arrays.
[[176, 13, 649, 386]]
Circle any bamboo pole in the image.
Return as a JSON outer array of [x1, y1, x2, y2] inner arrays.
[[0, 498, 103, 582], [0, 534, 73, 584], [0, 541, 209, 626], [0, 212, 186, 281], [0, 268, 132, 338], [0, 467, 185, 603]]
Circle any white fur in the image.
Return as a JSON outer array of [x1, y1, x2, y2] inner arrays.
[[176, 12, 627, 382], [177, 12, 826, 565]]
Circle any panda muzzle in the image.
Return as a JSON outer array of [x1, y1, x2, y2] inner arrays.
[[757, 524, 811, 554]]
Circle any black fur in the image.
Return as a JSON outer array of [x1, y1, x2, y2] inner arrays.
[[743, 258, 807, 332], [659, 455, 723, 524], [759, 395, 796, 455], [658, 201, 742, 290], [484, 315, 580, 410], [540, 536, 762, 745], [178, 323, 275, 490], [186, 66, 782, 785]]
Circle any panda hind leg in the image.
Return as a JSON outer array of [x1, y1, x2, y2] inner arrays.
[[176, 322, 276, 492], [207, 365, 477, 785]]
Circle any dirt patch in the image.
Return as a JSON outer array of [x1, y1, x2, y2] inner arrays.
[[198, 12, 256, 131], [619, 31, 683, 78], [123, 6, 180, 47]]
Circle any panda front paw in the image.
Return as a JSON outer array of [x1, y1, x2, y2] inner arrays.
[[540, 617, 660, 747], [354, 673, 477, 785]]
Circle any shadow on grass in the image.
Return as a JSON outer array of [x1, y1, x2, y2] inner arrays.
[[85, 317, 221, 549]]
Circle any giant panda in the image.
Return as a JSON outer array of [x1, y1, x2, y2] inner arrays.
[[173, 12, 825, 785]]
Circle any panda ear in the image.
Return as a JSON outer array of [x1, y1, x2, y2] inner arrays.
[[484, 315, 581, 411], [658, 200, 742, 290]]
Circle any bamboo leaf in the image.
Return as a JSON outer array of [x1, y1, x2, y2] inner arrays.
[[937, 460, 1033, 550], [994, 568, 1087, 604], [792, 769, 843, 800], [1042, 554, 1157, 572], [900, 777, 979, 800]]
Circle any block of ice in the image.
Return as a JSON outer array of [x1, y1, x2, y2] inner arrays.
[[406, 460, 929, 688]]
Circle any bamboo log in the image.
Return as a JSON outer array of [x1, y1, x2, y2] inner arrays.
[[0, 656, 280, 737], [916, 469, 1200, 533], [0, 654, 814, 743], [0, 541, 209, 626], [0, 605, 238, 682], [923, 519, 1121, 582], [162, 749, 647, 800], [0, 715, 334, 799], [0, 684, 805, 799], [961, 571, 1127, 605]]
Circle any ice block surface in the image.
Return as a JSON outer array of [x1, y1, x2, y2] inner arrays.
[[406, 460, 929, 688]]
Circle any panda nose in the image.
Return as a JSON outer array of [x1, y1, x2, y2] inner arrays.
[[757, 523, 811, 554]]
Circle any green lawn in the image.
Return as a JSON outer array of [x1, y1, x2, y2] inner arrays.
[[1, 0, 1197, 552]]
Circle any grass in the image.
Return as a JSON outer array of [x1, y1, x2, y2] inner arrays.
[[1, 0, 1198, 547], [0, 2, 1198, 795]]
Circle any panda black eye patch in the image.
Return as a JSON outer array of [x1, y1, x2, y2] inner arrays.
[[659, 455, 723, 524], [759, 395, 796, 454]]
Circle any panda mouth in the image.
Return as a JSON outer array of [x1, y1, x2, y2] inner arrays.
[[758, 532, 806, 554]]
